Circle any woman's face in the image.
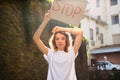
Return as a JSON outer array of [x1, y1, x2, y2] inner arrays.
[[55, 33, 66, 51]]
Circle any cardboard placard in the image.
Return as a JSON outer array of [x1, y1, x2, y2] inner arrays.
[[50, 0, 87, 26]]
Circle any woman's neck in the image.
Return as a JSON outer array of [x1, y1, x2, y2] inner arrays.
[[57, 48, 64, 51]]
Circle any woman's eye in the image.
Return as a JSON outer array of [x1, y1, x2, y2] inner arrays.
[[55, 38, 59, 40], [61, 37, 65, 40], [55, 37, 65, 41]]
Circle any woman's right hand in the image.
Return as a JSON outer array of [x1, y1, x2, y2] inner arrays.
[[44, 10, 51, 21], [52, 26, 63, 33]]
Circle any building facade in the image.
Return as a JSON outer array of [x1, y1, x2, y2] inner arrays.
[[81, 0, 120, 65]]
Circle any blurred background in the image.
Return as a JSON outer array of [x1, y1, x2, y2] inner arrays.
[[0, 0, 120, 80]]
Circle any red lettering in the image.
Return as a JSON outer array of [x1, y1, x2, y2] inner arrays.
[[72, 6, 81, 17], [51, 0, 61, 11], [51, 0, 81, 18], [65, 4, 74, 16], [61, 3, 67, 14]]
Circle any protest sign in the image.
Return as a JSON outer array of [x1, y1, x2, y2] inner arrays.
[[50, 0, 87, 26]]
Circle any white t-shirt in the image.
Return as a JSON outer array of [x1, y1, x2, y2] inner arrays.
[[44, 47, 78, 80]]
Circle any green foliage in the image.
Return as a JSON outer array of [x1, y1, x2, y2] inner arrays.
[[21, 0, 32, 44], [0, 1, 50, 80], [83, 37, 89, 49]]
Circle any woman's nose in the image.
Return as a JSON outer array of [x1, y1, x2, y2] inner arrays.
[[59, 39, 63, 42]]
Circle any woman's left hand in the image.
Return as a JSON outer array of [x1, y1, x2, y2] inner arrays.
[[52, 26, 63, 33]]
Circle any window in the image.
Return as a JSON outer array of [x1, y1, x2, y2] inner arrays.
[[98, 33, 103, 44], [96, 27, 99, 34], [110, 0, 118, 6], [100, 33, 103, 44], [78, 23, 81, 28], [111, 15, 119, 24], [96, 0, 100, 7], [90, 28, 93, 40], [97, 16, 101, 22], [113, 34, 120, 44]]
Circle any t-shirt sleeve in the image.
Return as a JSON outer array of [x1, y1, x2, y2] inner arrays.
[[43, 48, 53, 63], [70, 47, 78, 60]]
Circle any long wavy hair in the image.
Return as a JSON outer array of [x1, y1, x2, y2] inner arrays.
[[49, 31, 72, 52]]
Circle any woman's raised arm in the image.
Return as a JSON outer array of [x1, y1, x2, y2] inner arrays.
[[33, 10, 51, 55]]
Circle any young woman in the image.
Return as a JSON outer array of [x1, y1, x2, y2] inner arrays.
[[33, 10, 83, 80]]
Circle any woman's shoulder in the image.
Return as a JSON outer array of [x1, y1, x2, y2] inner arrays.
[[69, 46, 74, 52], [69, 46, 78, 59], [43, 48, 54, 62]]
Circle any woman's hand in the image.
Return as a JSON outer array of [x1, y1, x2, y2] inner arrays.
[[44, 10, 51, 22], [52, 26, 63, 33]]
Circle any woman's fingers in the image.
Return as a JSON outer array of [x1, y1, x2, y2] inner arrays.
[[52, 26, 61, 33], [44, 10, 51, 21], [52, 27, 57, 33]]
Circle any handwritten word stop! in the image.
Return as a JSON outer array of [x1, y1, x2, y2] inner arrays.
[[51, 0, 81, 18], [50, 0, 87, 26]]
